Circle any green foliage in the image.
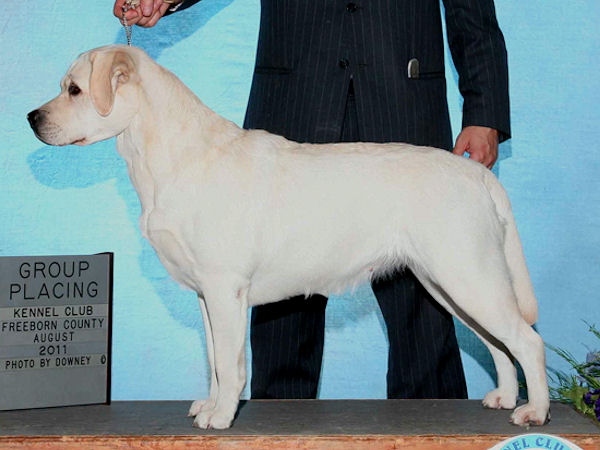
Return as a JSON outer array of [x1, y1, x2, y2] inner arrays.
[[547, 322, 600, 424]]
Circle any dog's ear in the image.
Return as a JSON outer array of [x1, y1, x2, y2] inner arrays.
[[89, 50, 135, 117]]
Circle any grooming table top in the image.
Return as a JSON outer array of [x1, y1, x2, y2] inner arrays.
[[0, 400, 597, 436]]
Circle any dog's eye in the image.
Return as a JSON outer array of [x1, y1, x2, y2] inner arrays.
[[68, 83, 81, 96]]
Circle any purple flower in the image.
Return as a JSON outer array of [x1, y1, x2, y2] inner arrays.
[[583, 389, 600, 421], [584, 389, 599, 405]]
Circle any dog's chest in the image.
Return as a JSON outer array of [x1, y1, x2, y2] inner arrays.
[[120, 150, 196, 281], [144, 211, 200, 289], [125, 167, 201, 289]]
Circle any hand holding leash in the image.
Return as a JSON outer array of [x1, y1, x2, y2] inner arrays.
[[114, 0, 180, 30]]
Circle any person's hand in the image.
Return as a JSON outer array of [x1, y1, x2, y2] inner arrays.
[[452, 126, 499, 169], [113, 0, 176, 28]]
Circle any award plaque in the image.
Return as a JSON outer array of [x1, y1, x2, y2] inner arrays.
[[0, 254, 112, 410]]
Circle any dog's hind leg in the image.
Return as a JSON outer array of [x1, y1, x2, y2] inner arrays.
[[415, 275, 518, 410], [480, 316, 548, 426], [188, 296, 218, 418], [192, 277, 249, 429], [415, 248, 549, 426]]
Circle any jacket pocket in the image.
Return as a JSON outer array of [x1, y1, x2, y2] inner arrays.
[[413, 70, 445, 80]]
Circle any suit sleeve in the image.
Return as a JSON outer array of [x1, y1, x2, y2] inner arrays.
[[163, 0, 203, 16], [442, 0, 511, 142]]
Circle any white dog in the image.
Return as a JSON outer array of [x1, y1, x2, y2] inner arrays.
[[29, 45, 549, 429]]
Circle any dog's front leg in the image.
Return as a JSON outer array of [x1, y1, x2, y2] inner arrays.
[[192, 279, 248, 429], [188, 296, 218, 418]]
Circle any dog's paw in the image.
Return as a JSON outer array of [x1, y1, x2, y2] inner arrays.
[[482, 388, 517, 410], [509, 403, 550, 426], [188, 398, 216, 417], [193, 406, 235, 429]]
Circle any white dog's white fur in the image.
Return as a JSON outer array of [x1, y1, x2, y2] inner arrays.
[[30, 45, 549, 429]]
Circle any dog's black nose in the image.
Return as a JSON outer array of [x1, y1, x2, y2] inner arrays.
[[27, 110, 41, 128]]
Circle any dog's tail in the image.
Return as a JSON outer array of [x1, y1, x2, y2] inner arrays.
[[484, 173, 538, 325]]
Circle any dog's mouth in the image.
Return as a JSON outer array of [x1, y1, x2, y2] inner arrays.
[[29, 117, 86, 146], [70, 138, 87, 146]]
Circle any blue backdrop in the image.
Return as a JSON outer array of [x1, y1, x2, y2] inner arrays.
[[1, 1, 598, 401]]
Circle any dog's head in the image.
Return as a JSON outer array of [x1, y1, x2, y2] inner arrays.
[[28, 45, 140, 146]]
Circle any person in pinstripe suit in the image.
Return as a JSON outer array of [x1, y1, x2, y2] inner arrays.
[[116, 0, 510, 400]]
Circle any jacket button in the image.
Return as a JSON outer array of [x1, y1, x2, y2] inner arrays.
[[346, 3, 358, 12], [339, 59, 350, 69]]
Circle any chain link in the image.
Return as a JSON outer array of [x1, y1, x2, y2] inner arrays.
[[120, 0, 180, 46], [121, 0, 140, 46]]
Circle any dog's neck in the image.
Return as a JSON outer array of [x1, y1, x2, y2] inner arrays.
[[115, 59, 245, 220], [116, 62, 244, 176]]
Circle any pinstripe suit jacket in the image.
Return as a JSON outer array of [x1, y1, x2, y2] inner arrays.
[[170, 0, 510, 150]]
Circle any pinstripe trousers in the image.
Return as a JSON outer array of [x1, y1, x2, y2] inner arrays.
[[250, 82, 468, 400]]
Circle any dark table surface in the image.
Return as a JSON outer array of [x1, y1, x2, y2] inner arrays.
[[0, 400, 598, 436]]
